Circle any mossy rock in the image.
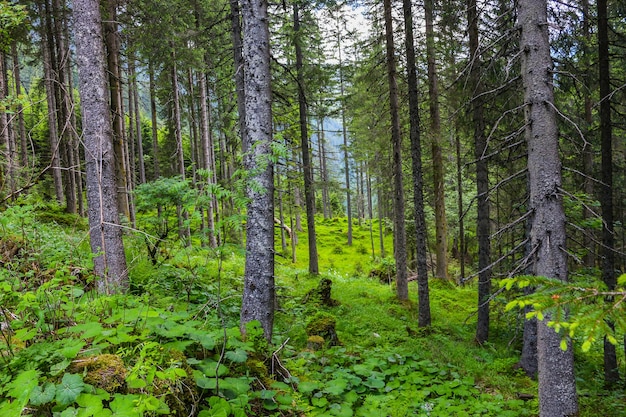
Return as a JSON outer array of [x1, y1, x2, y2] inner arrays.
[[306, 312, 340, 347], [307, 335, 325, 351], [71, 354, 127, 392]]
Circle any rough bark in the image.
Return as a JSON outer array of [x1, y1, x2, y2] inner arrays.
[[294, 2, 319, 275], [468, 0, 491, 344], [11, 43, 27, 169], [103, 0, 130, 220], [73, 0, 128, 294], [519, 0, 578, 413], [337, 26, 352, 245], [597, 0, 619, 387], [199, 71, 218, 248], [230, 0, 247, 152], [149, 64, 160, 180], [402, 0, 430, 326], [383, 0, 408, 300], [239, 0, 275, 340], [39, 0, 64, 204], [424, 0, 448, 280]]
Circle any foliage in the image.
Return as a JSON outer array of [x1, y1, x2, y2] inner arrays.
[[1, 206, 622, 416], [502, 274, 626, 352]]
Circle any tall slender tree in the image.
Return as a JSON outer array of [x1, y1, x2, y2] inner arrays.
[[294, 2, 319, 275], [402, 0, 430, 326], [383, 0, 408, 300], [519, 0, 578, 413], [468, 0, 491, 344], [73, 0, 129, 294], [597, 0, 619, 387], [239, 0, 275, 340]]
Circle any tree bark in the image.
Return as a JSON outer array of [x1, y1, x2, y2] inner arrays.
[[383, 0, 408, 301], [240, 0, 275, 340], [402, 0, 431, 326], [468, 0, 491, 344], [73, 0, 128, 294], [149, 63, 160, 180], [103, 0, 130, 220], [230, 0, 247, 153], [199, 71, 218, 248], [39, 1, 64, 205], [519, 0, 579, 413], [597, 0, 619, 387], [294, 2, 319, 275], [11, 43, 28, 169], [424, 0, 448, 280]]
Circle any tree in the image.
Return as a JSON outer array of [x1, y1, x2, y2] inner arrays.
[[383, 0, 408, 301], [72, 0, 129, 294], [239, 0, 275, 340], [597, 0, 619, 387], [519, 0, 578, 413], [424, 0, 448, 280], [294, 1, 319, 275], [402, 0, 430, 326], [467, 0, 491, 344]]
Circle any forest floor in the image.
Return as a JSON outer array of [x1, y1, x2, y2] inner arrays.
[[0, 203, 624, 416]]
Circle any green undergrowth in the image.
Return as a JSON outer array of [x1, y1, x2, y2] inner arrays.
[[0, 205, 622, 416]]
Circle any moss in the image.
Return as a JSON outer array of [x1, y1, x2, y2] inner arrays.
[[302, 278, 339, 307], [307, 335, 325, 351], [306, 312, 340, 347], [72, 354, 127, 392]]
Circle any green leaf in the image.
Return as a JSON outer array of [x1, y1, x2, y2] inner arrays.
[[581, 339, 592, 352], [225, 349, 248, 363], [30, 383, 56, 406], [617, 274, 626, 287], [56, 373, 85, 406], [560, 339, 568, 351], [298, 381, 320, 394]]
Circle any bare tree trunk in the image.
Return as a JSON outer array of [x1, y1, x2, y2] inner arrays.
[[519, 0, 579, 413], [11, 44, 28, 169], [424, 0, 448, 280], [73, 0, 128, 294], [294, 3, 319, 275], [129, 56, 146, 184], [199, 71, 218, 248], [403, 0, 431, 326], [39, 1, 64, 204], [0, 52, 14, 197], [468, 0, 491, 344], [104, 0, 130, 220], [597, 0, 619, 387], [149, 63, 160, 180], [240, 0, 275, 340], [338, 30, 353, 245], [383, 0, 408, 301], [230, 0, 247, 152]]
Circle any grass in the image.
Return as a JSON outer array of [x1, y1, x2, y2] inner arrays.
[[1, 205, 623, 416]]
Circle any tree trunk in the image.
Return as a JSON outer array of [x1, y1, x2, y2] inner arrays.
[[199, 71, 218, 248], [73, 0, 128, 294], [383, 0, 408, 301], [149, 63, 160, 180], [597, 0, 619, 387], [468, 0, 491, 344], [403, 0, 431, 326], [240, 0, 275, 341], [230, 0, 247, 152], [103, 0, 130, 220], [39, 1, 64, 205], [424, 0, 448, 280], [129, 56, 146, 185], [519, 0, 579, 413], [11, 43, 28, 169], [337, 27, 352, 245], [294, 3, 319, 275]]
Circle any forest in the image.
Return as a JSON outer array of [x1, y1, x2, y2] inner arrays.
[[1, 0, 626, 415]]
